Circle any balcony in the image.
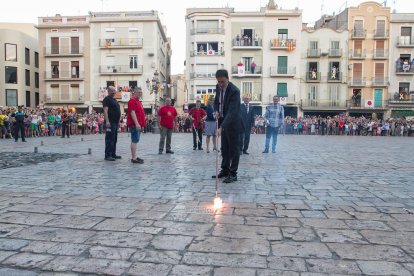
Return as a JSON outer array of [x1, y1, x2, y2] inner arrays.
[[388, 94, 414, 107], [99, 38, 143, 48], [306, 71, 321, 82], [44, 71, 84, 81], [190, 72, 216, 79], [347, 99, 386, 109], [232, 38, 262, 50], [348, 77, 366, 87], [373, 29, 388, 39], [397, 36, 414, 47], [327, 72, 342, 82], [190, 50, 224, 57], [270, 39, 296, 50], [307, 48, 321, 58], [396, 63, 414, 75], [190, 28, 225, 35], [44, 47, 84, 57], [349, 49, 366, 59], [231, 66, 262, 77], [351, 29, 366, 39], [373, 49, 389, 59], [99, 65, 143, 75], [270, 67, 296, 77], [301, 99, 346, 109], [328, 48, 342, 57], [371, 77, 389, 87], [45, 91, 84, 104], [242, 92, 262, 102]]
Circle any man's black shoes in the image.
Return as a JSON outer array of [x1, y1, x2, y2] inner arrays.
[[212, 171, 229, 179], [105, 157, 116, 161], [223, 175, 237, 183], [166, 150, 174, 154], [113, 155, 122, 159], [243, 151, 249, 155]]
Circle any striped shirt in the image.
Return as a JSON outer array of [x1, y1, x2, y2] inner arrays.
[[264, 104, 284, 127]]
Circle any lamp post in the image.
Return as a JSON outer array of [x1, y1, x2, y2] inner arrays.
[[146, 70, 160, 134]]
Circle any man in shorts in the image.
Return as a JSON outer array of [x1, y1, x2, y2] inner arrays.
[[127, 88, 146, 163]]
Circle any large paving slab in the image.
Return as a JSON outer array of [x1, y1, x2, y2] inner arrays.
[[0, 133, 413, 274]]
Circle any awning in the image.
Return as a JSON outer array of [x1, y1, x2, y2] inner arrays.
[[277, 83, 288, 97]]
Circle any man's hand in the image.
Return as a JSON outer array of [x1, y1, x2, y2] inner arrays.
[[215, 112, 220, 119], [136, 125, 141, 131], [106, 121, 110, 128], [217, 128, 222, 137]]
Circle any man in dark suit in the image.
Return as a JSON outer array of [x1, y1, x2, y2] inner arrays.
[[212, 69, 244, 183], [239, 96, 255, 155]]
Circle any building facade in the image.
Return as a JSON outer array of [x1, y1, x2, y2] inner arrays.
[[300, 27, 348, 117], [89, 11, 171, 112], [185, 1, 302, 115], [170, 74, 187, 115], [389, 13, 414, 117], [0, 23, 39, 108], [37, 15, 90, 112]]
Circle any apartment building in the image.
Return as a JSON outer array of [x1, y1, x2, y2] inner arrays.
[[0, 23, 39, 108], [37, 15, 90, 112], [389, 13, 414, 117], [300, 27, 348, 117], [37, 11, 171, 113], [90, 11, 171, 112], [170, 74, 187, 115], [185, 1, 302, 116], [323, 2, 391, 119]]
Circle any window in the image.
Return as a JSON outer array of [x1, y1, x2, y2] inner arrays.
[[26, 91, 31, 107], [197, 20, 219, 31], [34, 52, 39, 68], [35, 72, 39, 88], [25, 48, 30, 65], [129, 55, 138, 69], [353, 63, 363, 80], [51, 37, 59, 54], [129, 81, 137, 88], [309, 41, 319, 56], [6, 89, 18, 106], [35, 92, 39, 106], [277, 56, 288, 74], [353, 20, 364, 35], [25, 69, 30, 86], [106, 81, 115, 88], [329, 62, 340, 80], [241, 82, 253, 95], [71, 37, 79, 54], [329, 86, 339, 106], [376, 20, 386, 36], [5, 43, 17, 61], [51, 61, 59, 78], [196, 42, 218, 53], [71, 61, 79, 78], [277, 83, 288, 97], [242, 57, 252, 72], [308, 86, 318, 106], [196, 86, 216, 95], [399, 82, 410, 94], [278, 29, 288, 40], [5, 66, 17, 83], [241, 28, 254, 39]]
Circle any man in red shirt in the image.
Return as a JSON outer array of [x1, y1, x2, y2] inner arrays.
[[127, 88, 147, 163], [158, 98, 177, 154], [189, 99, 207, 150]]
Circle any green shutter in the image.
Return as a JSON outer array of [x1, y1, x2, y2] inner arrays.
[[277, 56, 287, 74], [278, 29, 288, 35], [277, 83, 288, 97]]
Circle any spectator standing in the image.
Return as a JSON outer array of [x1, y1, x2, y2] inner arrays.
[[127, 88, 146, 164], [189, 99, 207, 150], [103, 86, 121, 161], [158, 98, 177, 154], [263, 96, 284, 153]]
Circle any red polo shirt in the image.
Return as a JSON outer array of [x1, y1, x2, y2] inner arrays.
[[127, 98, 146, 127], [158, 105, 177, 129], [189, 107, 206, 129]]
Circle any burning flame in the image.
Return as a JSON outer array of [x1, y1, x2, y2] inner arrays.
[[214, 197, 223, 209]]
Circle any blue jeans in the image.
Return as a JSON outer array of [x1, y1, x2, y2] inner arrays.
[[264, 126, 280, 152]]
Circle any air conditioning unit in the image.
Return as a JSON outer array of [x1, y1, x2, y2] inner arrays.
[[148, 52, 154, 57], [321, 52, 328, 56]]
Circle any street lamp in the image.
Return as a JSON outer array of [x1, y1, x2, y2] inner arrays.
[[146, 70, 160, 134]]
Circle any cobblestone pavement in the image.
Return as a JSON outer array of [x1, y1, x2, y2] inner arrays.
[[0, 133, 413, 275]]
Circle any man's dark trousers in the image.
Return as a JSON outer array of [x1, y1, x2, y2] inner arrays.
[[105, 122, 118, 158], [193, 127, 203, 149], [239, 129, 251, 152], [61, 123, 70, 138], [14, 123, 25, 141], [221, 128, 240, 176]]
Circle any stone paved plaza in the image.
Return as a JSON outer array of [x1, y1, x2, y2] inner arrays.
[[0, 133, 413, 276]]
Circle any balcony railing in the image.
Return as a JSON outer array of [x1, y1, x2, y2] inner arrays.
[[270, 39, 296, 50], [306, 71, 321, 82], [190, 50, 224, 57], [99, 65, 143, 74], [99, 38, 143, 48], [374, 29, 388, 39], [242, 92, 262, 102], [232, 38, 262, 48], [307, 48, 321, 57], [190, 72, 216, 79], [397, 36, 414, 47], [270, 67, 296, 77], [190, 28, 225, 35], [44, 71, 84, 80], [388, 94, 414, 106], [45, 91, 84, 103], [396, 63, 414, 74], [348, 77, 366, 86], [351, 29, 366, 39], [44, 47, 84, 56], [371, 77, 389, 87], [373, 49, 389, 59], [327, 71, 342, 82], [301, 99, 346, 108], [329, 48, 342, 57], [347, 99, 385, 109], [231, 66, 262, 76], [349, 49, 366, 59]]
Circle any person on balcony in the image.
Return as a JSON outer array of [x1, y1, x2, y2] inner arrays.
[[250, 59, 256, 74], [254, 34, 259, 46], [198, 45, 205, 55], [236, 34, 240, 46], [331, 66, 337, 80]]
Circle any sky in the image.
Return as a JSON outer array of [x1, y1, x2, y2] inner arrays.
[[1, 0, 413, 74]]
